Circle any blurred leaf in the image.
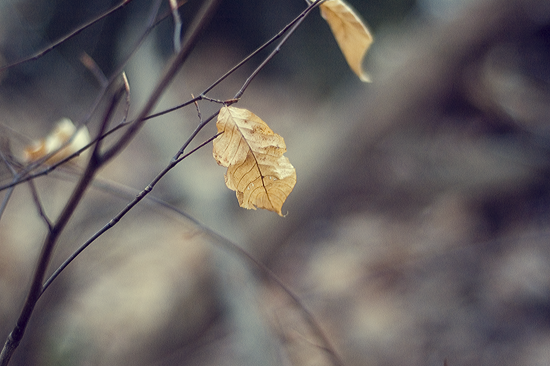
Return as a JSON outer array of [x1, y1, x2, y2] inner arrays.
[[213, 106, 296, 216], [23, 118, 90, 165], [320, 0, 373, 82]]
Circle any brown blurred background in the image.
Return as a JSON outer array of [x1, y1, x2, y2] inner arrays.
[[1, 0, 550, 365]]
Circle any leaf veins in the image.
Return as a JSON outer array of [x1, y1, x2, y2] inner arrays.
[[213, 106, 296, 216]]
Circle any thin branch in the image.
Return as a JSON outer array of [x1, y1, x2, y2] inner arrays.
[[174, 109, 219, 161], [205, 237, 345, 366], [42, 130, 221, 293], [98, 0, 221, 164], [26, 179, 53, 231], [0, 0, 321, 194], [0, 180, 15, 223], [0, 0, 134, 72], [1, 0, 221, 361], [0, 153, 18, 222], [0, 103, 132, 194], [132, 95, 201, 122], [233, 0, 322, 99], [65, 0, 161, 137], [0, 92, 197, 194], [0, 85, 127, 366], [0, 0, 203, 196], [80, 53, 109, 88], [42, 0, 223, 300], [199, 0, 325, 100], [120, 72, 131, 125], [117, 0, 325, 121], [38, 137, 343, 366], [94, 84, 129, 157], [1, 0, 164, 194], [191, 94, 202, 121], [0, 153, 45, 231]]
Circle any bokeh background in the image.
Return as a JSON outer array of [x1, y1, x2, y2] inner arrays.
[[1, 0, 550, 365]]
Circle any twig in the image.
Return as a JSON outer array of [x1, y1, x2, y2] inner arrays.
[[0, 0, 323, 194], [0, 179, 15, 222], [26, 179, 53, 231], [0, 0, 194, 196], [0, 0, 134, 73], [80, 53, 109, 88], [42, 130, 221, 293], [0, 0, 164, 194], [0, 153, 48, 231], [0, 83, 127, 366], [201, 0, 326, 99], [0, 3, 223, 361], [169, 0, 184, 53], [40, 142, 344, 366], [98, 0, 221, 164], [0, 153, 18, 222], [120, 72, 131, 125], [2, 1, 337, 361], [191, 94, 202, 121], [233, 0, 323, 99]]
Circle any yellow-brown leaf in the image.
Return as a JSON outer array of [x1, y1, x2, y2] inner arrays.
[[320, 0, 373, 82], [213, 106, 296, 216], [22, 118, 90, 165]]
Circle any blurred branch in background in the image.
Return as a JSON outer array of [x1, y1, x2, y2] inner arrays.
[[248, 0, 550, 365]]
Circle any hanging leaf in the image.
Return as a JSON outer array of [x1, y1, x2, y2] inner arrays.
[[22, 118, 90, 165], [213, 106, 296, 216], [320, 0, 373, 82]]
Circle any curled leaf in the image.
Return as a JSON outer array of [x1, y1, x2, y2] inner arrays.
[[213, 106, 296, 216], [23, 118, 90, 165], [320, 0, 373, 82]]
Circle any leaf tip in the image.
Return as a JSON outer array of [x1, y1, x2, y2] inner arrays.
[[320, 0, 374, 83], [359, 71, 372, 83]]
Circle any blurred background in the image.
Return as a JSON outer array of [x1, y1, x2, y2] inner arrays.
[[1, 0, 550, 365]]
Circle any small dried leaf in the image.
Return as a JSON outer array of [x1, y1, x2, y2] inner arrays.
[[320, 0, 373, 82], [23, 118, 90, 165], [213, 106, 296, 216]]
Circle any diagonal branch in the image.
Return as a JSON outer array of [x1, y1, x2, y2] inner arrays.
[[0, 84, 126, 366], [99, 0, 222, 164], [0, 0, 134, 73]]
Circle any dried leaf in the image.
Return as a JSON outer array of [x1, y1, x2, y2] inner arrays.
[[320, 0, 373, 82], [23, 118, 90, 165], [213, 106, 296, 216]]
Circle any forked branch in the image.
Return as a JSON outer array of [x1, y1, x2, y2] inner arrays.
[[0, 1, 221, 364]]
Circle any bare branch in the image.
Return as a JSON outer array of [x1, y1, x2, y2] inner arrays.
[[42, 130, 221, 293], [99, 0, 221, 163], [201, 0, 326, 99], [0, 77, 129, 366], [0, 0, 134, 72], [26, 180, 53, 231]]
